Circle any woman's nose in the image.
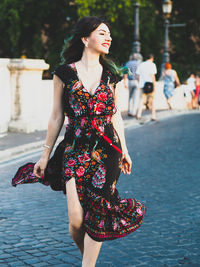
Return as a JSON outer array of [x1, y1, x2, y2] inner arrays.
[[106, 35, 112, 42]]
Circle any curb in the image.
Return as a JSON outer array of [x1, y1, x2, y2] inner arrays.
[[0, 109, 199, 164], [0, 135, 64, 164]]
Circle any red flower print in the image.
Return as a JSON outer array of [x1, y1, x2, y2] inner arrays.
[[95, 102, 106, 114], [87, 99, 93, 110], [121, 219, 127, 226], [81, 117, 86, 127], [107, 202, 111, 209], [113, 107, 117, 113], [76, 166, 85, 177], [64, 168, 72, 176], [67, 158, 76, 167], [78, 155, 85, 164], [107, 115, 111, 123], [84, 153, 90, 161], [98, 220, 104, 229], [75, 128, 81, 137], [136, 208, 143, 216], [97, 92, 107, 101], [99, 126, 104, 133], [120, 199, 127, 203], [85, 211, 90, 220], [113, 221, 118, 231]]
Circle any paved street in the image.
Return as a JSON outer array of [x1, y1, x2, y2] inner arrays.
[[0, 113, 200, 267]]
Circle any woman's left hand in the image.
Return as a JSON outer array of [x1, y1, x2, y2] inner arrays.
[[120, 152, 132, 175]]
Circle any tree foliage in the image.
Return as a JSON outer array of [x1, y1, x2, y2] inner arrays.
[[0, 0, 200, 80], [0, 0, 78, 74]]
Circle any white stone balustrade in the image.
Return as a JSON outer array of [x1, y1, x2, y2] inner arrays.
[[0, 58, 187, 135], [0, 59, 11, 134]]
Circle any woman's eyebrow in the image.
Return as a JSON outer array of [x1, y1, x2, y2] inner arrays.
[[98, 29, 111, 34]]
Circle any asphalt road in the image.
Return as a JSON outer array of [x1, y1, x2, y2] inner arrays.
[[0, 113, 200, 267]]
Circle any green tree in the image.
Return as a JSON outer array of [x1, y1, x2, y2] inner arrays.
[[0, 0, 200, 80], [74, 0, 163, 72], [168, 0, 200, 80], [0, 0, 78, 75]]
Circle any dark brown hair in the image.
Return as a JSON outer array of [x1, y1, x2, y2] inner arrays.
[[60, 16, 125, 76]]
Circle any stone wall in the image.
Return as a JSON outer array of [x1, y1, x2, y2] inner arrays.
[[0, 58, 187, 134]]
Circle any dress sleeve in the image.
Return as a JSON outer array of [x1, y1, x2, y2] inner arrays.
[[51, 64, 67, 83]]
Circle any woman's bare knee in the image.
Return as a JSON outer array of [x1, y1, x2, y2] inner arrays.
[[69, 212, 83, 230]]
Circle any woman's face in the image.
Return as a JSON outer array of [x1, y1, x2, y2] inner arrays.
[[84, 23, 112, 54]]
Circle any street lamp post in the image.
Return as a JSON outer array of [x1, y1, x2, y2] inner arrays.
[[160, 0, 186, 78], [162, 0, 172, 65], [163, 19, 170, 63], [133, 1, 142, 61]]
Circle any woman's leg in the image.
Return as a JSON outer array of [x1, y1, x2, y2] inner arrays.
[[151, 95, 156, 120], [166, 97, 172, 109], [137, 93, 145, 119], [128, 81, 134, 114], [65, 178, 85, 255], [82, 233, 102, 267]]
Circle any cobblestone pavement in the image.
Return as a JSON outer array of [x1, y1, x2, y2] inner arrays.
[[0, 113, 200, 267]]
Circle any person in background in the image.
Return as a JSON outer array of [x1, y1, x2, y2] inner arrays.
[[124, 53, 141, 117], [186, 73, 196, 109], [195, 74, 200, 109], [182, 81, 193, 109], [136, 54, 157, 121], [162, 62, 180, 109]]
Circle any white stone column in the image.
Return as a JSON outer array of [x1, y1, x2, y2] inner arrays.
[[8, 58, 51, 133], [0, 59, 11, 135]]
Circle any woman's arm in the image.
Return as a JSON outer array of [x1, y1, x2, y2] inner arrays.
[[111, 82, 132, 175], [123, 74, 129, 89], [33, 75, 65, 177]]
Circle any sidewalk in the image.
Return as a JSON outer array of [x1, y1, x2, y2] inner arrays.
[[0, 109, 199, 163]]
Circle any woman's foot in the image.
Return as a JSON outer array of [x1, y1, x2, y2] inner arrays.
[[136, 115, 141, 120], [128, 113, 136, 117], [151, 118, 158, 122]]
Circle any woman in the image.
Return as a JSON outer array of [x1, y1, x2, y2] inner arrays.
[[195, 75, 200, 109], [162, 62, 180, 109], [12, 17, 146, 267], [187, 73, 196, 109]]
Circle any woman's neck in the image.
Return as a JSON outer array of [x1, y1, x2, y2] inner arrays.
[[80, 50, 101, 71]]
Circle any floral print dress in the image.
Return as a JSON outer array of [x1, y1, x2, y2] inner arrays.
[[12, 63, 146, 242]]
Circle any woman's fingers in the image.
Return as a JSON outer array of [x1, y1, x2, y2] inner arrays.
[[124, 155, 132, 174], [121, 154, 132, 175], [33, 167, 40, 178], [33, 164, 42, 178]]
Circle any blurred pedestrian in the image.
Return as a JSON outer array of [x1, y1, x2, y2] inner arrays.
[[11, 16, 146, 267], [195, 74, 200, 109], [124, 53, 141, 117], [182, 82, 192, 109], [186, 73, 196, 109], [136, 54, 157, 121], [162, 62, 180, 109]]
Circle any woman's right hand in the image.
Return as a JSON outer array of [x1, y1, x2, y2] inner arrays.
[[33, 157, 49, 178]]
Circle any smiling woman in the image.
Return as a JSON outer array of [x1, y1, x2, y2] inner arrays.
[[12, 16, 146, 267]]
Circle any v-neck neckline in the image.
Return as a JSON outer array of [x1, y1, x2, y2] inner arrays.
[[69, 62, 105, 97]]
